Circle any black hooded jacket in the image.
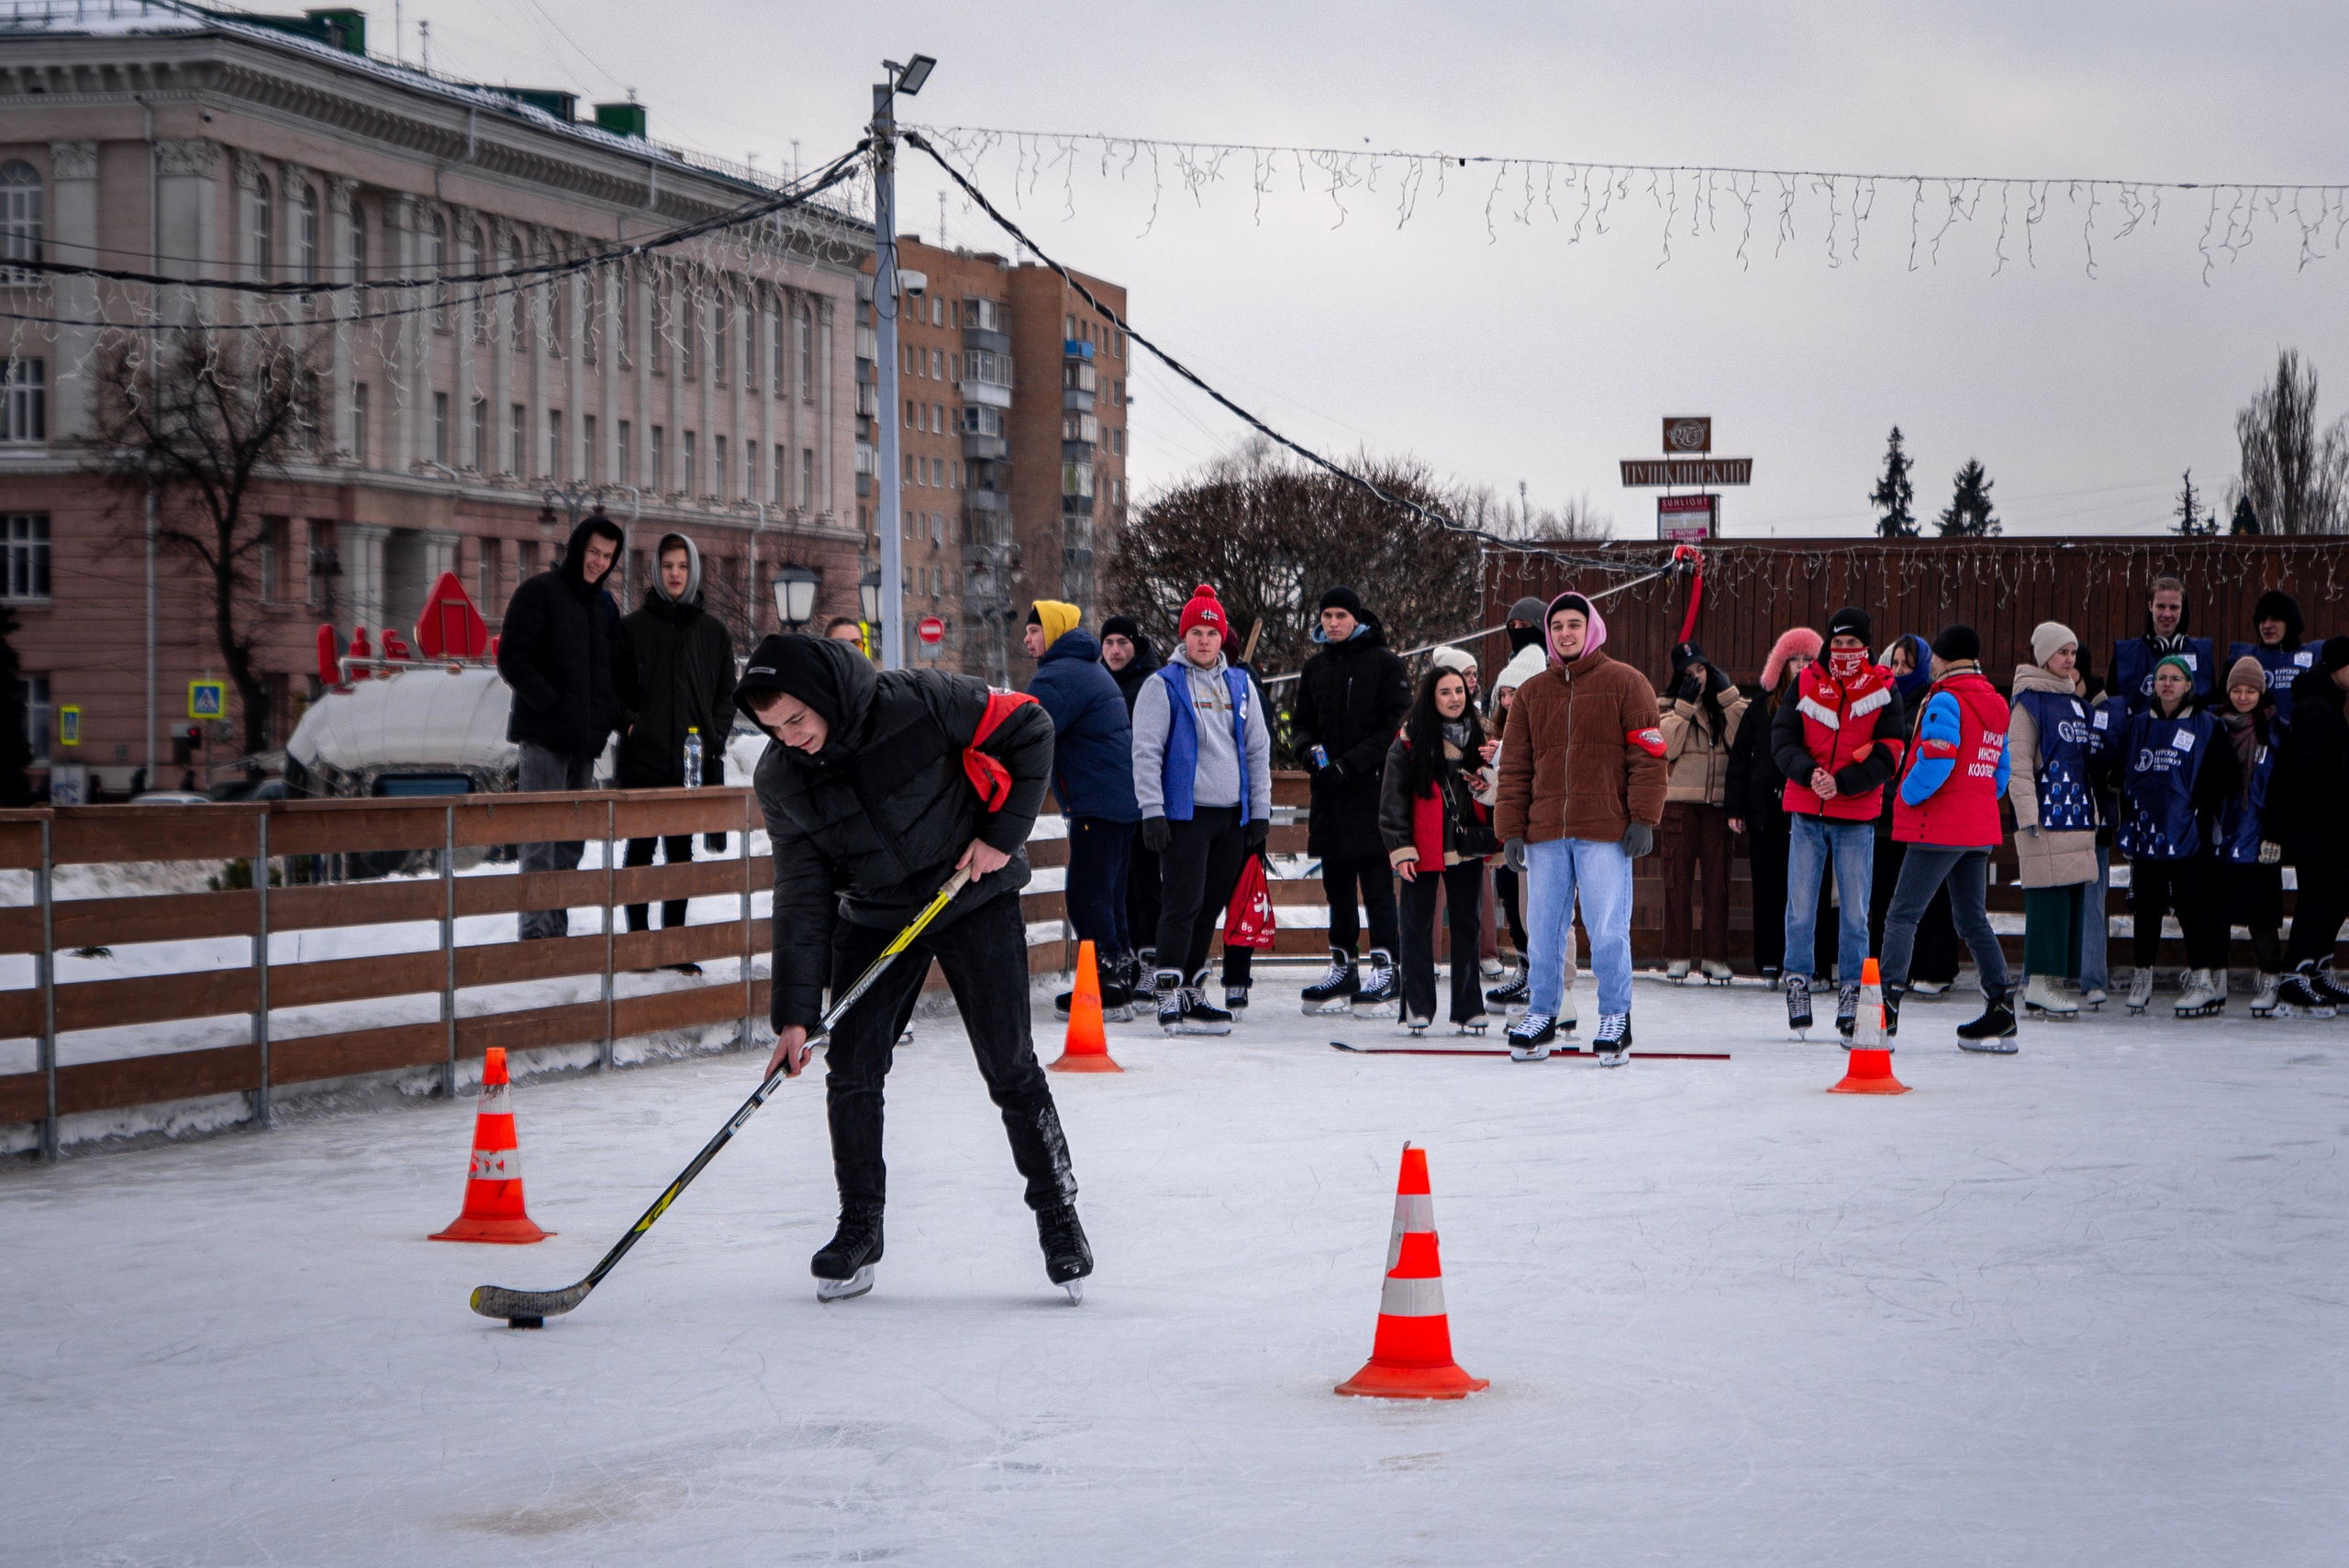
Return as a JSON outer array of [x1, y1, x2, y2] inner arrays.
[[616, 533, 736, 789], [497, 516, 633, 758], [1105, 631, 1161, 716], [737, 635, 1054, 1033], [2274, 664, 2349, 861], [1291, 613, 1414, 860]]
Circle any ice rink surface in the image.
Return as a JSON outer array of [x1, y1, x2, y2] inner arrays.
[[5, 973, 2343, 1566]]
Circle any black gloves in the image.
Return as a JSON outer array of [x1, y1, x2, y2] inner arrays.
[[1621, 822, 1654, 859], [705, 832, 729, 855], [1243, 817, 1270, 850], [1141, 816, 1171, 853]]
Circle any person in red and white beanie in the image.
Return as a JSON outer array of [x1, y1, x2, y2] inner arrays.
[[1130, 584, 1273, 1034]]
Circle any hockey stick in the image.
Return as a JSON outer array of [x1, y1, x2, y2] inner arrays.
[[470, 867, 974, 1328]]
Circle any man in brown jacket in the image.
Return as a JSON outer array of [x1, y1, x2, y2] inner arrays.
[[1494, 591, 1668, 1062]]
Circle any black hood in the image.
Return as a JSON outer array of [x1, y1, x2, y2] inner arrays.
[[734, 633, 877, 770], [561, 514, 626, 596], [2254, 589, 2304, 650]]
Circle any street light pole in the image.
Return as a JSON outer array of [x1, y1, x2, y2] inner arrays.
[[870, 53, 934, 672]]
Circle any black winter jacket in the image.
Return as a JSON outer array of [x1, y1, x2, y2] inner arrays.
[[1723, 686, 1791, 832], [1290, 617, 1412, 861], [497, 517, 633, 758], [749, 650, 1053, 1033], [1107, 633, 1161, 717], [2274, 666, 2349, 862], [616, 539, 736, 789]]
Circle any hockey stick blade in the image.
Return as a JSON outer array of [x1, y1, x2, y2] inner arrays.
[[467, 868, 973, 1327]]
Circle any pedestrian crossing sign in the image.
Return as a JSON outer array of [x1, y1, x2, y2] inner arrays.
[[188, 680, 227, 720]]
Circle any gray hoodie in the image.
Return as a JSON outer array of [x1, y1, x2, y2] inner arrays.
[[1130, 651, 1273, 819]]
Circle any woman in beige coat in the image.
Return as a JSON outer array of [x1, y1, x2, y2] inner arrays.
[[1657, 640, 1749, 981], [2008, 622, 2102, 1018]]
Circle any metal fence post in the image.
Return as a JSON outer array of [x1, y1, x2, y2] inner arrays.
[[740, 790, 754, 1051], [251, 811, 272, 1129], [600, 795, 616, 1072], [37, 817, 56, 1163], [441, 803, 458, 1100]]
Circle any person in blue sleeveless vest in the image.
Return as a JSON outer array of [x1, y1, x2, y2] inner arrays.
[[2228, 589, 2316, 713], [2110, 575, 2215, 712], [2215, 656, 2287, 1016], [1130, 584, 1273, 1035], [2008, 623, 2103, 1020], [2116, 654, 2241, 1016]]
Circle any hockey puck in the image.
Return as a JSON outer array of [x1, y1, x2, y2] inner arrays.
[[507, 1315, 545, 1329]]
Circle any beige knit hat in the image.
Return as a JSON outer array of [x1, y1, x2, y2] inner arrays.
[[2228, 654, 2268, 694], [2030, 621, 2080, 669]]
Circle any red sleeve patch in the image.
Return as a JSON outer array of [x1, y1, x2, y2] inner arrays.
[[1627, 727, 1666, 759]]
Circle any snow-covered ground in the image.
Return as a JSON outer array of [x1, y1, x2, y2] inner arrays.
[[3, 973, 2342, 1566]]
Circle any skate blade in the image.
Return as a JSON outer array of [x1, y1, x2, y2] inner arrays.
[[1173, 1020, 1232, 1036], [1507, 1045, 1552, 1062], [2174, 1005, 2225, 1018], [2023, 1005, 2079, 1020], [1351, 1001, 1397, 1019], [2277, 1004, 2337, 1019], [816, 1265, 875, 1303], [1595, 1052, 1630, 1068], [1301, 999, 1356, 1017], [1061, 1279, 1085, 1306], [1957, 1039, 2020, 1053]]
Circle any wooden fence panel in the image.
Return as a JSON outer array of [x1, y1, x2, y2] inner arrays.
[[49, 806, 262, 866], [272, 1022, 449, 1085], [0, 814, 47, 871], [56, 1044, 260, 1117], [612, 790, 752, 839], [265, 801, 451, 858]]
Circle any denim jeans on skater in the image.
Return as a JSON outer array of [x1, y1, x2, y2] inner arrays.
[[1525, 837, 1634, 1018], [2079, 844, 2110, 993], [1882, 844, 2011, 997], [1784, 816, 1874, 985]]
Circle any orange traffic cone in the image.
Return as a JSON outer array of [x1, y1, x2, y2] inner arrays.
[[1336, 1143, 1488, 1399], [1049, 940, 1123, 1073], [1831, 957, 1909, 1095], [429, 1047, 554, 1242]]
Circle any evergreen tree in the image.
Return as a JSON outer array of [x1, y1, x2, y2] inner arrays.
[[0, 605, 29, 808], [2229, 494, 2260, 535], [1936, 458, 2000, 538], [2173, 469, 2218, 537], [1869, 426, 1918, 538]]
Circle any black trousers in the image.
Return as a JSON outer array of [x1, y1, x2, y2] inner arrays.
[[1153, 806, 1251, 979], [625, 833, 694, 932], [1400, 861, 1487, 1023], [1493, 864, 1528, 956], [2132, 853, 2227, 970], [2225, 862, 2284, 972], [2286, 852, 2349, 967], [1746, 821, 1836, 977], [1126, 842, 1163, 960], [1064, 817, 1134, 956], [1870, 837, 1960, 984], [822, 890, 1075, 1213], [1323, 852, 1401, 958]]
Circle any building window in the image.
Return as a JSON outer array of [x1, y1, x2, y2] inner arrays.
[[260, 516, 289, 599], [1, 359, 45, 442], [745, 293, 760, 392], [348, 196, 367, 284], [772, 445, 785, 506], [351, 383, 369, 466], [584, 414, 598, 484], [468, 224, 489, 341], [0, 161, 42, 283], [714, 434, 728, 500], [650, 425, 665, 491], [478, 539, 495, 610], [548, 409, 565, 482], [618, 419, 631, 484], [904, 399, 916, 428], [432, 391, 449, 464], [770, 301, 785, 392], [3, 515, 50, 599], [20, 674, 48, 763], [250, 174, 272, 280], [903, 453, 916, 484], [470, 396, 487, 470], [800, 448, 814, 509], [507, 237, 527, 350], [508, 403, 526, 476], [796, 311, 812, 399], [429, 211, 448, 330], [549, 250, 568, 355], [683, 430, 697, 494], [618, 265, 633, 366], [298, 183, 319, 283], [681, 288, 696, 380], [748, 441, 760, 501], [713, 290, 729, 384]]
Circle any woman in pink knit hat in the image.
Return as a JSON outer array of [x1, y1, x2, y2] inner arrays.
[[1725, 627, 1825, 982]]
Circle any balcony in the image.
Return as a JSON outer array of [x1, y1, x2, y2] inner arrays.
[[963, 432, 1009, 461], [1061, 492, 1095, 518], [1063, 387, 1095, 413], [962, 327, 1011, 356], [966, 487, 1010, 515], [960, 378, 1013, 411], [961, 296, 1009, 334], [1062, 412, 1098, 446], [1063, 339, 1094, 361], [1062, 439, 1096, 463]]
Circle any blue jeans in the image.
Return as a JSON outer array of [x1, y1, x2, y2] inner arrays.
[[2079, 844, 2110, 992], [1784, 816, 1873, 985], [1882, 845, 2011, 998], [1526, 837, 1635, 1018]]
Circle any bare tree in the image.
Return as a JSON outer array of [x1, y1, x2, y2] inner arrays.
[[2234, 349, 2349, 536], [1457, 480, 1613, 542], [88, 329, 324, 756]]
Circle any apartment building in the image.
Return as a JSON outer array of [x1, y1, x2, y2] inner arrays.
[[0, 1, 868, 793], [859, 237, 1130, 685]]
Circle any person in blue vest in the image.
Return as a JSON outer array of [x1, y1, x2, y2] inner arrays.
[[2115, 654, 2241, 1017], [2110, 575, 2215, 712], [2008, 622, 2104, 1021], [2215, 656, 2287, 1017], [2228, 589, 2315, 710], [1025, 599, 1143, 1021], [1130, 584, 1273, 1035]]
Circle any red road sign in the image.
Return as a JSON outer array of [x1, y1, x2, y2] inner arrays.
[[917, 616, 946, 645]]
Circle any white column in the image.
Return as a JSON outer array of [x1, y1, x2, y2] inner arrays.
[[155, 138, 221, 326], [46, 141, 98, 441]]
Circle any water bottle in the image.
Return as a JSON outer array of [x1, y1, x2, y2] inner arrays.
[[682, 727, 704, 788]]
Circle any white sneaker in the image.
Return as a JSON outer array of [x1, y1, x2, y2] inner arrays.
[[2023, 974, 2078, 1019], [2125, 971, 2155, 1014]]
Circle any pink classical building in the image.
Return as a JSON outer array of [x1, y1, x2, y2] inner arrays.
[[0, 2, 870, 794]]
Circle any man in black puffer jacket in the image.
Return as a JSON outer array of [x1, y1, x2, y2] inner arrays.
[[616, 532, 735, 945], [2274, 638, 2349, 1008], [496, 511, 633, 940], [1289, 586, 1413, 1012], [735, 633, 1090, 1303]]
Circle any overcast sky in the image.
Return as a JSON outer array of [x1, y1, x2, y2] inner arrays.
[[414, 1, 2348, 539]]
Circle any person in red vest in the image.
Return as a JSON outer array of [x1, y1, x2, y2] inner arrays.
[[1883, 624, 2017, 1049], [1768, 606, 1909, 1039]]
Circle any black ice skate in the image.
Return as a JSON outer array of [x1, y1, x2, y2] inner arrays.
[[1181, 969, 1235, 1035], [1353, 949, 1398, 1018], [1835, 982, 1860, 1040], [1485, 967, 1528, 1011], [1592, 1011, 1633, 1066], [1506, 1012, 1557, 1062], [1302, 947, 1359, 1015], [1785, 973, 1813, 1039], [1956, 996, 2020, 1051], [1037, 1203, 1092, 1305], [2276, 962, 2337, 1019], [812, 1205, 884, 1302]]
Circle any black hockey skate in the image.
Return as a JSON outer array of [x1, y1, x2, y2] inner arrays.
[[1592, 1011, 1632, 1066], [1785, 973, 1814, 1039], [1956, 996, 2020, 1052], [1485, 967, 1529, 1011], [812, 1205, 884, 1302], [1037, 1203, 1092, 1305], [2276, 962, 2337, 1019], [1506, 1011, 1558, 1062], [1835, 982, 1860, 1040], [1301, 947, 1359, 1015], [1353, 949, 1398, 1018]]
